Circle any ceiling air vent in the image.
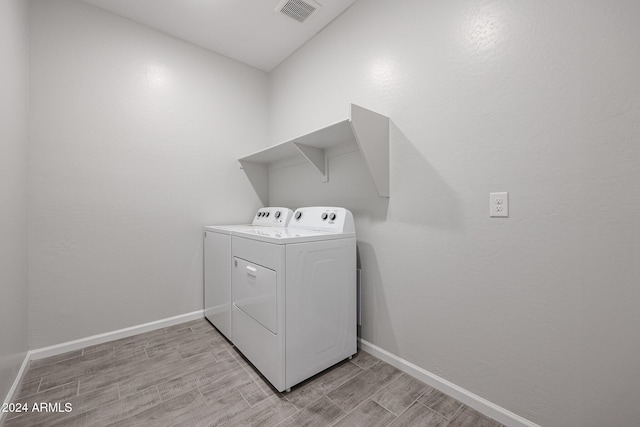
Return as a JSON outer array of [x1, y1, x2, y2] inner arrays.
[[275, 0, 321, 23]]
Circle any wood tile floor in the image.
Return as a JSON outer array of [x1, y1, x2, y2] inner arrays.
[[4, 319, 506, 427]]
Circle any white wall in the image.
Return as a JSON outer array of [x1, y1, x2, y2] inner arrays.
[[0, 0, 30, 402], [268, 1, 640, 426], [28, 0, 268, 348]]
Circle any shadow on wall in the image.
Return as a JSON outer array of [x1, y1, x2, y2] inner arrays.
[[387, 122, 462, 229], [267, 120, 461, 229], [267, 144, 389, 221], [356, 241, 398, 351]]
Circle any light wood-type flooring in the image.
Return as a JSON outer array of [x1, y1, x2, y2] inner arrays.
[[3, 319, 506, 427]]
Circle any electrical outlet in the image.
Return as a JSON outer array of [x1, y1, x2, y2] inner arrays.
[[490, 192, 509, 217]]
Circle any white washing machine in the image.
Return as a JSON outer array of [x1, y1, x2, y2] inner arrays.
[[204, 207, 293, 341], [231, 206, 357, 392]]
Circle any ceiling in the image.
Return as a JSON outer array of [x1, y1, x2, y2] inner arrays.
[[80, 0, 357, 71]]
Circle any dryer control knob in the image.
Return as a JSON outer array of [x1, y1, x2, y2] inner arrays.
[[275, 211, 281, 219], [321, 213, 328, 220], [329, 213, 337, 221], [295, 211, 302, 220], [265, 212, 270, 217]]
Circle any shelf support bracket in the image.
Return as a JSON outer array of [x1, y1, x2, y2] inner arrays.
[[293, 142, 327, 180], [238, 160, 269, 206], [350, 104, 390, 197]]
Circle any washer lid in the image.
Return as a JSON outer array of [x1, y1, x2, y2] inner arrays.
[[232, 227, 355, 244], [205, 207, 294, 233], [204, 224, 252, 234]]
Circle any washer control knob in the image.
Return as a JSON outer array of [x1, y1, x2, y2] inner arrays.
[[258, 212, 262, 217], [275, 211, 281, 219], [321, 213, 328, 220], [295, 211, 302, 220], [329, 213, 337, 221], [265, 212, 270, 217]]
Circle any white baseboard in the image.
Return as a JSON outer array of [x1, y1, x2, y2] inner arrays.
[[1, 351, 31, 425], [30, 310, 204, 360], [358, 339, 539, 427], [5, 315, 535, 427], [1, 310, 204, 423]]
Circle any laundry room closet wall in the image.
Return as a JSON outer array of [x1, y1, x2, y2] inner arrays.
[[0, 0, 30, 402], [28, 0, 269, 348], [267, 1, 640, 427]]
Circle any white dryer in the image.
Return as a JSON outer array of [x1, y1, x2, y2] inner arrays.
[[231, 207, 357, 392], [204, 207, 293, 341]]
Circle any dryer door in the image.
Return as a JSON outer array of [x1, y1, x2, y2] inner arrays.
[[232, 257, 277, 334]]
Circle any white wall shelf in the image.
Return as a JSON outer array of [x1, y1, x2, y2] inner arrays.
[[239, 104, 389, 205]]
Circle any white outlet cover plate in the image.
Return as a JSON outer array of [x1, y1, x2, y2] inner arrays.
[[490, 192, 509, 217]]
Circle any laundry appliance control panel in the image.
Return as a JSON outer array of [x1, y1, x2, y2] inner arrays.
[[252, 207, 293, 227], [291, 207, 355, 233]]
